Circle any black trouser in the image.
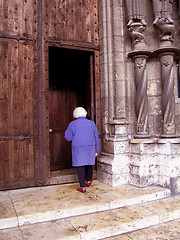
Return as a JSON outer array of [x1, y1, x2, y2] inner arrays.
[[77, 165, 93, 187]]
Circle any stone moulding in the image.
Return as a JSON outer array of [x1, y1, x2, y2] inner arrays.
[[128, 48, 180, 60], [130, 137, 180, 144], [109, 119, 130, 125], [128, 50, 152, 59], [153, 47, 180, 57]]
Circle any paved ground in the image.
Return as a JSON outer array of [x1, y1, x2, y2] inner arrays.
[[0, 180, 180, 239]]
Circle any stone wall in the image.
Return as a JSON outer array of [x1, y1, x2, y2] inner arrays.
[[97, 0, 180, 193]]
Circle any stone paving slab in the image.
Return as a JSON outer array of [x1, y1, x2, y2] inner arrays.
[[0, 192, 18, 229], [0, 181, 170, 229], [0, 219, 80, 240]]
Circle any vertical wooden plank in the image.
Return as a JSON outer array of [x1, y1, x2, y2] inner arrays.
[[37, 0, 44, 184], [0, 142, 9, 181], [9, 141, 14, 180], [12, 41, 22, 137], [18, 41, 34, 135], [4, 0, 23, 36], [0, 40, 9, 136], [41, 0, 49, 183], [22, 0, 34, 37], [0, 0, 4, 33]]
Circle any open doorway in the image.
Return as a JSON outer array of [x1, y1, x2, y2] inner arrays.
[[49, 47, 95, 171]]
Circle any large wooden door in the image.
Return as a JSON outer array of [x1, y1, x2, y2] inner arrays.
[[0, 0, 100, 189], [49, 47, 93, 171]]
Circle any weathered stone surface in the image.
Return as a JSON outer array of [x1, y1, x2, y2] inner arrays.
[[2, 181, 179, 240], [0, 192, 18, 230], [0, 228, 23, 240], [0, 181, 170, 230], [108, 219, 180, 240], [170, 176, 180, 195], [98, 0, 180, 192]]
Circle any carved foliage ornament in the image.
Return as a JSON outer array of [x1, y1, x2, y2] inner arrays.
[[135, 58, 146, 69]]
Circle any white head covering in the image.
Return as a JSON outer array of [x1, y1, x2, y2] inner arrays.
[[73, 107, 87, 118]]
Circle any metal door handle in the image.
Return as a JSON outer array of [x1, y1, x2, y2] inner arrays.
[[49, 129, 53, 133]]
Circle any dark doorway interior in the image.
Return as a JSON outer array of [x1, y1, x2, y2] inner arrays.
[[49, 47, 94, 171]]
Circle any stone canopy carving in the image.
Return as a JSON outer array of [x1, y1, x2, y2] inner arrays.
[[126, 0, 147, 45], [153, 0, 175, 41]]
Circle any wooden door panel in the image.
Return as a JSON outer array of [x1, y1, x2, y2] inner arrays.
[[44, 0, 99, 45], [0, 0, 37, 38], [0, 39, 36, 190], [50, 130, 65, 170], [49, 89, 74, 170], [0, 140, 35, 189]]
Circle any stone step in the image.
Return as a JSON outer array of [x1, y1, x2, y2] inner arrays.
[[0, 180, 170, 230], [103, 219, 180, 239], [1, 195, 180, 239]]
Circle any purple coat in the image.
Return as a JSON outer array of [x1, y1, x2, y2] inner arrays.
[[64, 117, 99, 167]]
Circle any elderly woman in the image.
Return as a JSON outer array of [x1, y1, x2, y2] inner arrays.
[[64, 107, 99, 193]]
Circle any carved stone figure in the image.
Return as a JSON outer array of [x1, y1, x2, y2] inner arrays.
[[154, 17, 175, 41], [128, 25, 146, 44]]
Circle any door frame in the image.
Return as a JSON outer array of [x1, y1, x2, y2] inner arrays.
[[43, 42, 101, 184]]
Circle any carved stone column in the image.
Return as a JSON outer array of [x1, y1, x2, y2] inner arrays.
[[160, 52, 175, 135], [152, 0, 179, 137], [126, 0, 150, 137], [133, 55, 149, 135], [97, 0, 131, 187]]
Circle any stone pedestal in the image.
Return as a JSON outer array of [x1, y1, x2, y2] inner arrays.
[[97, 151, 130, 187], [129, 138, 180, 189]]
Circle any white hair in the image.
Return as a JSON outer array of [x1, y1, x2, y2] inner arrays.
[[73, 107, 87, 118]]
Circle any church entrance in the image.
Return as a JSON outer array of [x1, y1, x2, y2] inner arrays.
[[49, 46, 95, 171]]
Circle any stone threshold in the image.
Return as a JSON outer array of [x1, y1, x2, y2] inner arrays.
[[49, 168, 97, 185]]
